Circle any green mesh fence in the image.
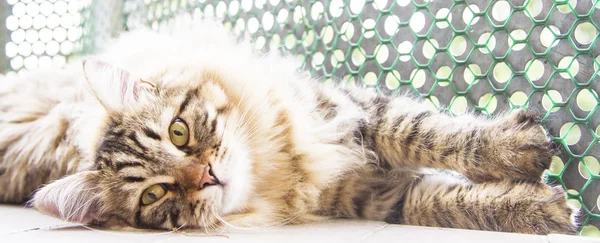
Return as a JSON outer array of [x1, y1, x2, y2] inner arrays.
[[2, 0, 600, 237], [1, 0, 86, 72]]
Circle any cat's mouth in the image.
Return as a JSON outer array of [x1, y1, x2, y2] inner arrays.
[[207, 166, 221, 185]]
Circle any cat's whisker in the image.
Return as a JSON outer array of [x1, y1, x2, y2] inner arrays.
[[199, 203, 210, 234], [235, 87, 260, 132], [209, 203, 299, 232], [239, 127, 270, 144], [78, 219, 189, 236], [219, 83, 244, 144], [238, 97, 272, 136], [206, 210, 220, 232], [213, 212, 290, 232], [63, 181, 121, 221], [233, 85, 273, 141], [173, 220, 189, 232], [238, 110, 278, 146], [231, 83, 249, 125]]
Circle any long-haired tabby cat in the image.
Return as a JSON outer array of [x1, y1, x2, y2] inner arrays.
[[0, 21, 577, 235]]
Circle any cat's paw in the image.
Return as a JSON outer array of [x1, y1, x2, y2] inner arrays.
[[531, 185, 580, 235], [481, 109, 559, 182]]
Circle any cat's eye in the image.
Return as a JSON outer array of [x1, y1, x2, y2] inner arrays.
[[169, 119, 189, 147], [141, 184, 167, 205]]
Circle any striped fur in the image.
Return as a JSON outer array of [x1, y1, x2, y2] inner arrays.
[[0, 21, 577, 235]]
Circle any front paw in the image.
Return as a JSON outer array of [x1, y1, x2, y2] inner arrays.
[[482, 109, 559, 182], [531, 185, 580, 235]]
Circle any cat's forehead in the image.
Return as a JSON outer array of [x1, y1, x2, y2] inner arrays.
[[98, 82, 223, 155], [143, 64, 205, 88], [121, 85, 203, 118]]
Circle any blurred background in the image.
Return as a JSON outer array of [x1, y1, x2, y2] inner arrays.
[[0, 0, 88, 73], [1, 0, 599, 236]]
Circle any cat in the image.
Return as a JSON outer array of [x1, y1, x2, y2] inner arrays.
[[0, 21, 578, 235]]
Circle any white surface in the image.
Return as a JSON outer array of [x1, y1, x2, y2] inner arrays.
[[0, 205, 593, 243]]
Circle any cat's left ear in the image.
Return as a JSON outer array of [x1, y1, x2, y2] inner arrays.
[[31, 171, 101, 224], [83, 59, 156, 112]]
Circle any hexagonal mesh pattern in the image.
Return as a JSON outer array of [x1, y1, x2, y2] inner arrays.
[[2, 0, 86, 72], [2, 0, 600, 237]]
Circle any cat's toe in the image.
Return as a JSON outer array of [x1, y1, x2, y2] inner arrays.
[[484, 109, 559, 182], [541, 186, 580, 235]]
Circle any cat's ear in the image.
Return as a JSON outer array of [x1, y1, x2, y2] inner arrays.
[[31, 171, 101, 224], [83, 59, 156, 112]]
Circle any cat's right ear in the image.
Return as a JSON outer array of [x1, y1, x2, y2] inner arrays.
[[83, 59, 156, 112]]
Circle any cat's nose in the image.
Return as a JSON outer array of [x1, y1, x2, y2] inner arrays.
[[199, 166, 219, 189], [182, 165, 220, 189]]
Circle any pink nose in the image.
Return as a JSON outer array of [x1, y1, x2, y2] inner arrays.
[[199, 166, 219, 189]]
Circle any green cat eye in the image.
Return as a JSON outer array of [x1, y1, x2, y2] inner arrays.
[[169, 119, 189, 147], [141, 184, 167, 205]]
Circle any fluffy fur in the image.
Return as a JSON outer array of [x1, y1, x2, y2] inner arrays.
[[0, 21, 578, 235]]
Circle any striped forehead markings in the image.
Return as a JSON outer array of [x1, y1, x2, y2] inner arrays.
[[98, 134, 154, 166], [143, 127, 162, 141], [178, 88, 198, 114], [127, 132, 148, 152], [114, 161, 144, 171]]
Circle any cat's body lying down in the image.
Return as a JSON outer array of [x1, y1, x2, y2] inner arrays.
[[0, 21, 577, 235]]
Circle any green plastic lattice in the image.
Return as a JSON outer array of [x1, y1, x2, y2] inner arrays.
[[2, 0, 86, 72], [2, 0, 600, 237]]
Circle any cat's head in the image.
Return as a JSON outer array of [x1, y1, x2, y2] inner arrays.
[[31, 60, 253, 230]]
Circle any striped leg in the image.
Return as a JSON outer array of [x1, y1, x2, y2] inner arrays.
[[318, 165, 419, 222], [399, 174, 578, 235], [363, 94, 557, 183]]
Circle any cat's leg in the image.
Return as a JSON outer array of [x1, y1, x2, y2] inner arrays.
[[396, 174, 578, 235], [318, 164, 576, 234], [358, 92, 556, 183], [317, 164, 419, 222]]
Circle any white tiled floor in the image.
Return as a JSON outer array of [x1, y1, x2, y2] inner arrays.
[[0, 205, 594, 243]]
